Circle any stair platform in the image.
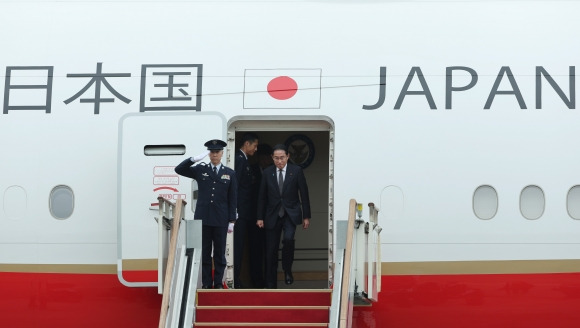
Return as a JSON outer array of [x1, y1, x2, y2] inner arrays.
[[195, 289, 332, 327], [194, 324, 328, 327], [197, 289, 331, 306]]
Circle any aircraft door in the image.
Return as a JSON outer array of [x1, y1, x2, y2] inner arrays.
[[117, 112, 226, 287]]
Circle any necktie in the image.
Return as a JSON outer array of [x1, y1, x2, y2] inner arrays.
[[278, 169, 284, 217], [213, 166, 217, 176], [278, 169, 284, 194]]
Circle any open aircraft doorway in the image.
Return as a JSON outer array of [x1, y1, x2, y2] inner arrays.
[[228, 116, 334, 288]]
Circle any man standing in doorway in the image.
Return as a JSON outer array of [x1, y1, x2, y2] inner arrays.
[[175, 139, 237, 289], [233, 132, 259, 289], [248, 144, 273, 288], [257, 144, 311, 288]]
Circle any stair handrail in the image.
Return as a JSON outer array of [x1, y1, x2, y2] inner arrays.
[[329, 199, 357, 328], [367, 202, 382, 300], [340, 199, 357, 328], [158, 197, 186, 328], [330, 199, 382, 327]]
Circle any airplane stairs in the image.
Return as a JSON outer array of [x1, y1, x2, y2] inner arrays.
[[156, 198, 380, 328], [194, 289, 332, 327]]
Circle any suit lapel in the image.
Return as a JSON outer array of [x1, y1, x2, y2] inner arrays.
[[271, 167, 280, 192]]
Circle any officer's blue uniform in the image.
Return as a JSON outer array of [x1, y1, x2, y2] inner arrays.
[[175, 140, 237, 288]]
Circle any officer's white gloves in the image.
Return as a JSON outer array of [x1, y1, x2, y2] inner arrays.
[[191, 150, 210, 162], [227, 222, 235, 233]]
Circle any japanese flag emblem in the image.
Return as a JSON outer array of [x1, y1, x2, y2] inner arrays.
[[243, 68, 322, 109]]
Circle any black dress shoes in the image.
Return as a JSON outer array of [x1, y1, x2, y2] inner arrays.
[[214, 283, 224, 289], [284, 271, 294, 285]]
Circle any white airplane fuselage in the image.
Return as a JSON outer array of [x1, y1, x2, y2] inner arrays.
[[1, 1, 580, 327]]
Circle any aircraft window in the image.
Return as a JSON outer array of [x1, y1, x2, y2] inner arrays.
[[520, 185, 545, 220], [380, 185, 404, 221], [144, 145, 186, 156], [566, 185, 580, 220], [49, 185, 74, 220], [473, 185, 498, 220], [3, 185, 27, 220]]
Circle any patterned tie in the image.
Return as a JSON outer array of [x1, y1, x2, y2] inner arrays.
[[278, 169, 284, 217]]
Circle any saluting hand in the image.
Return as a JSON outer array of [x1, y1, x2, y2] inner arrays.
[[191, 150, 210, 162]]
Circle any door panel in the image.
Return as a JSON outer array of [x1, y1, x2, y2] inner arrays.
[[117, 112, 226, 286]]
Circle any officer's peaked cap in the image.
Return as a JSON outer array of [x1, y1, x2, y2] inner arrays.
[[205, 139, 227, 150]]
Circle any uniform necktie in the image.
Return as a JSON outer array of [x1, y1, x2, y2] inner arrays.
[[213, 166, 217, 176], [278, 169, 284, 217]]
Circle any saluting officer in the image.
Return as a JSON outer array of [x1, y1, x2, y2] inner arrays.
[[175, 139, 238, 289]]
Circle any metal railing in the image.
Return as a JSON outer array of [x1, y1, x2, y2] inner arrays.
[[156, 197, 380, 328], [329, 199, 382, 328], [156, 197, 202, 328]]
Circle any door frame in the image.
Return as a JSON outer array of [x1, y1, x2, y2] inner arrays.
[[226, 115, 335, 286]]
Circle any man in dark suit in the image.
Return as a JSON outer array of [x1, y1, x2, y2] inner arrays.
[[233, 132, 259, 289], [257, 144, 311, 288], [174, 139, 237, 289], [247, 144, 272, 288]]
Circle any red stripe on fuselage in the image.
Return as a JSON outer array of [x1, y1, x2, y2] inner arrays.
[[2, 271, 580, 328], [122, 270, 158, 283], [0, 272, 161, 328], [353, 273, 580, 328]]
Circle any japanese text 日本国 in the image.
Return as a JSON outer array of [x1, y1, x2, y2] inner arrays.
[[2, 63, 203, 114]]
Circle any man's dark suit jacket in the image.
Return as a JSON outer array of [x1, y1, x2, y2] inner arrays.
[[235, 149, 254, 220], [257, 163, 311, 229]]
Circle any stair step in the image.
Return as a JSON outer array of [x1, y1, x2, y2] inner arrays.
[[197, 289, 331, 307], [195, 306, 330, 323], [194, 323, 328, 328]]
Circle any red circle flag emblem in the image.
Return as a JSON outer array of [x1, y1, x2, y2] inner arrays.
[[243, 68, 321, 109], [267, 76, 298, 100]]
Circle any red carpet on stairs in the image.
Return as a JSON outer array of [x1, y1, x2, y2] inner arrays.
[[195, 289, 331, 327]]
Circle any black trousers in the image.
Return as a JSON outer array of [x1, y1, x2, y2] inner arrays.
[[264, 214, 296, 289], [248, 220, 266, 288], [233, 217, 249, 286], [234, 218, 268, 288], [201, 225, 227, 288]]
